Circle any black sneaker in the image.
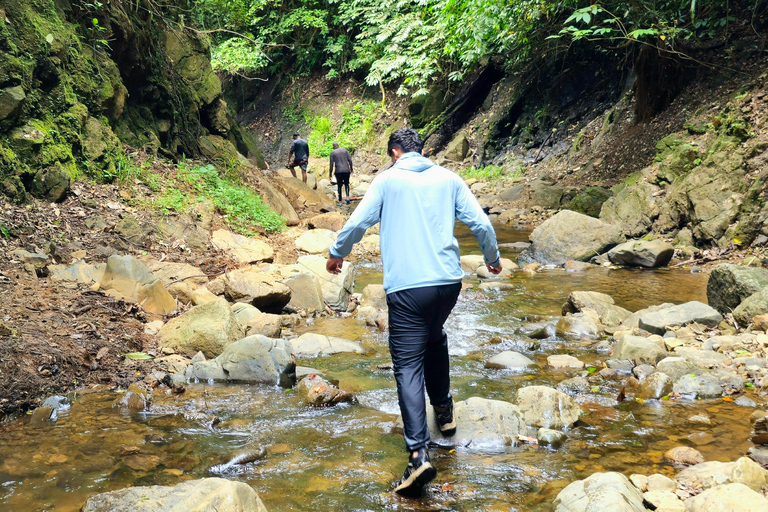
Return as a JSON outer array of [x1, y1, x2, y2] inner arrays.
[[393, 448, 436, 497], [434, 400, 457, 437]]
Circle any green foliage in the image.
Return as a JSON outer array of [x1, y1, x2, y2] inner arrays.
[[458, 165, 504, 182], [305, 101, 377, 157], [149, 162, 284, 234]]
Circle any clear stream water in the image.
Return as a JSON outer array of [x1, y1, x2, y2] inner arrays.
[[0, 225, 756, 512]]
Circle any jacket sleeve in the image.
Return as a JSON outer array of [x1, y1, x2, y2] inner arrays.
[[328, 176, 384, 259], [454, 178, 500, 267], [329, 153, 334, 174], [347, 150, 353, 172]]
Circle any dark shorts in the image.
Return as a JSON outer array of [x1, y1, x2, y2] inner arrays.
[[291, 158, 308, 171]]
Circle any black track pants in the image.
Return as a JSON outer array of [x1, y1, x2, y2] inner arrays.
[[386, 282, 462, 452], [335, 172, 350, 201]]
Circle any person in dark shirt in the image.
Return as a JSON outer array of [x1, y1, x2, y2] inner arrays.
[[288, 133, 310, 183], [329, 142, 353, 205]]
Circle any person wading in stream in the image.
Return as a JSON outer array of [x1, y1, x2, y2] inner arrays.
[[329, 141, 353, 206], [288, 132, 310, 183], [326, 128, 501, 497]]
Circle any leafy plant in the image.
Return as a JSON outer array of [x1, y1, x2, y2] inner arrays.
[[458, 165, 505, 182]]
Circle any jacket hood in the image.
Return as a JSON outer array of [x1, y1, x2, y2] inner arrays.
[[394, 152, 435, 173]]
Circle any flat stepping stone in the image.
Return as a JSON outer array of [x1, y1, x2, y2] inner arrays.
[[289, 333, 363, 357], [547, 354, 585, 369], [486, 351, 535, 370]]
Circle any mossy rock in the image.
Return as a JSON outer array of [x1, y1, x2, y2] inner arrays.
[[408, 89, 447, 129], [565, 187, 612, 218], [230, 122, 267, 169], [30, 161, 71, 202], [199, 135, 240, 163], [655, 143, 698, 184], [655, 133, 687, 161]]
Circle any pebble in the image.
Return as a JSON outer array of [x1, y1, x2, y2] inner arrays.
[[664, 446, 704, 465]]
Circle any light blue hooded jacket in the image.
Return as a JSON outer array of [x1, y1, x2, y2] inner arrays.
[[328, 152, 500, 294]]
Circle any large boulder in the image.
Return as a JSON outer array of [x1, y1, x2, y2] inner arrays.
[[564, 186, 611, 218], [308, 212, 346, 232], [600, 181, 662, 238], [289, 333, 363, 357], [613, 333, 667, 365], [257, 178, 300, 226], [607, 239, 674, 268], [398, 397, 528, 449], [530, 179, 563, 209], [283, 273, 325, 313], [159, 298, 244, 358], [185, 335, 294, 386], [296, 255, 354, 311], [211, 229, 274, 264], [245, 313, 282, 338], [81, 477, 267, 512], [672, 373, 723, 398], [684, 483, 768, 512], [143, 260, 208, 304], [707, 264, 768, 315], [514, 386, 581, 429], [734, 286, 768, 326], [99, 255, 176, 316], [561, 291, 631, 327], [676, 457, 768, 492], [638, 301, 722, 335], [274, 176, 335, 211], [553, 472, 646, 512], [621, 303, 675, 329], [518, 210, 624, 266], [295, 229, 337, 254], [221, 266, 291, 312]]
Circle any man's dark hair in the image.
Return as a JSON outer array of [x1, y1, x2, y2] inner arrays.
[[387, 128, 423, 156], [293, 132, 300, 137]]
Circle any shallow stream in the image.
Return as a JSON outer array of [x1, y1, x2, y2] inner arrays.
[[0, 225, 758, 511]]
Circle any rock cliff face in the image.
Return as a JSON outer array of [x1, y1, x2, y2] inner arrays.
[[0, 0, 263, 203]]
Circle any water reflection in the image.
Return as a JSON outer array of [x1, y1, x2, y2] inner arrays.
[[0, 225, 756, 512]]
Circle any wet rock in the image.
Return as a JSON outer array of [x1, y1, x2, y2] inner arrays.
[[672, 347, 728, 369], [100, 255, 176, 316], [518, 210, 624, 266], [283, 273, 325, 313], [356, 306, 388, 330], [675, 457, 768, 492], [486, 351, 535, 370], [245, 313, 282, 338], [460, 254, 486, 273], [296, 255, 354, 311], [734, 286, 768, 326], [477, 265, 513, 278], [515, 385, 582, 429], [118, 383, 151, 412], [633, 364, 656, 380], [537, 428, 567, 448], [360, 284, 387, 310], [664, 446, 704, 465], [159, 298, 244, 358], [289, 333, 363, 357], [553, 472, 646, 512], [564, 260, 595, 271], [211, 229, 274, 264], [185, 335, 294, 386], [621, 303, 675, 329], [656, 357, 698, 381], [637, 372, 673, 399], [547, 354, 584, 369], [638, 301, 722, 335], [30, 405, 55, 425], [606, 359, 634, 372], [557, 377, 591, 395], [561, 291, 631, 327], [479, 281, 517, 292], [613, 333, 667, 365], [295, 229, 337, 254], [683, 483, 768, 512], [688, 431, 715, 446], [689, 414, 712, 425], [81, 477, 267, 512], [307, 212, 346, 232], [673, 373, 723, 398], [707, 264, 768, 315], [222, 266, 291, 312], [607, 239, 674, 268], [556, 312, 598, 336], [294, 374, 353, 406], [401, 396, 527, 449]]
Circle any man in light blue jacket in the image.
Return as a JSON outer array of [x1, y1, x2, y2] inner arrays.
[[326, 128, 501, 497]]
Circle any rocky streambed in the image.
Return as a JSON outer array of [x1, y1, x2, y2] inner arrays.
[[3, 224, 768, 511]]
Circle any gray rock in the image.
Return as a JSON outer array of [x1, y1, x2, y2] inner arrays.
[[159, 298, 244, 358], [0, 85, 26, 121], [81, 477, 268, 512], [561, 291, 631, 327], [486, 351, 535, 370], [499, 185, 525, 202], [547, 354, 585, 369], [683, 483, 768, 512], [707, 264, 768, 315], [360, 284, 387, 310], [556, 313, 599, 336], [637, 372, 673, 399], [289, 333, 363, 357], [557, 377, 591, 395], [638, 301, 722, 335], [675, 457, 768, 492], [734, 286, 768, 326], [231, 303, 262, 327], [185, 335, 294, 386], [11, 249, 49, 265], [517, 210, 624, 266], [656, 357, 698, 381], [633, 364, 656, 380], [600, 181, 661, 238], [613, 333, 667, 365], [621, 303, 675, 328], [211, 229, 274, 264], [398, 396, 527, 449], [672, 373, 723, 398], [222, 267, 291, 312], [283, 273, 325, 313], [296, 255, 354, 311], [537, 428, 567, 448], [564, 186, 612, 218], [606, 359, 635, 372], [530, 180, 563, 209], [607, 239, 674, 268], [672, 347, 728, 369], [553, 472, 646, 512], [515, 385, 582, 429]]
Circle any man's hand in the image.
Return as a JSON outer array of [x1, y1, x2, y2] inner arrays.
[[327, 257, 344, 275], [486, 263, 502, 275]]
